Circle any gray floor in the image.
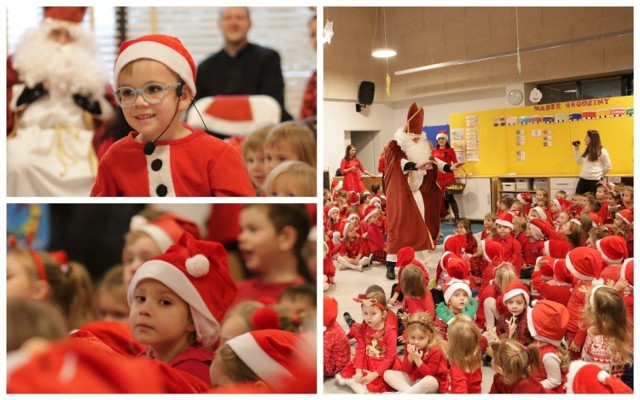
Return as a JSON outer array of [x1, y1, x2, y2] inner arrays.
[[323, 222, 495, 394]]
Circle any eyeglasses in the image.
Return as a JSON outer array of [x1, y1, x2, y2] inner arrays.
[[115, 82, 182, 108]]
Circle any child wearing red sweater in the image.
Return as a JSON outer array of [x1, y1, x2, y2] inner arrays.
[[492, 213, 523, 275], [489, 339, 546, 393], [530, 256, 572, 306], [446, 315, 484, 393]]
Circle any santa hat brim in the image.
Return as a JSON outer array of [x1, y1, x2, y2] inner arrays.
[[526, 306, 562, 347], [596, 240, 624, 265], [140, 225, 174, 252], [444, 280, 471, 305], [502, 288, 529, 305], [495, 219, 513, 230]]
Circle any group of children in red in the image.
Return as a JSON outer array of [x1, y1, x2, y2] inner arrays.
[[323, 180, 633, 394]]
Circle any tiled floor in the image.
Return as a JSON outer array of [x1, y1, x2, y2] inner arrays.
[[323, 221, 495, 394]]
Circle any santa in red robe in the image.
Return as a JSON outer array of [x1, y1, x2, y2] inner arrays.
[[383, 103, 462, 279]]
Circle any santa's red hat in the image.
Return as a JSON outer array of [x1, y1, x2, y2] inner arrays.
[[347, 190, 360, 206], [370, 196, 381, 205], [543, 239, 570, 259], [442, 234, 466, 257], [482, 240, 505, 263], [405, 103, 424, 136], [553, 259, 575, 287], [495, 212, 514, 230], [565, 247, 604, 285], [114, 34, 196, 96], [226, 329, 307, 392], [566, 361, 633, 394], [551, 198, 571, 212], [340, 220, 353, 240], [621, 258, 634, 287], [615, 208, 633, 225], [516, 192, 532, 205], [128, 233, 237, 348], [596, 235, 628, 265], [528, 223, 545, 241], [502, 281, 530, 305], [347, 212, 360, 222], [446, 257, 470, 281], [435, 131, 448, 141], [437, 251, 456, 279], [536, 256, 555, 278], [363, 204, 378, 222], [443, 278, 471, 305], [530, 206, 548, 221], [526, 299, 568, 347], [43, 7, 86, 24], [323, 296, 338, 327], [129, 213, 200, 252], [326, 206, 339, 218], [331, 180, 343, 194], [71, 321, 144, 358]]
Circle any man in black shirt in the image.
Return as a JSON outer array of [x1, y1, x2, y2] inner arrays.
[[195, 7, 292, 122]]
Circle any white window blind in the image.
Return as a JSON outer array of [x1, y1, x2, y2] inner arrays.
[[7, 6, 316, 118]]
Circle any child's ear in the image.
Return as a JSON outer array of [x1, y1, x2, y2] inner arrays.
[[30, 280, 51, 301], [277, 225, 298, 252], [178, 85, 193, 110]]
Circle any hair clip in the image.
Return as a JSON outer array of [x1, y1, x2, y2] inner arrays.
[[353, 294, 377, 307]]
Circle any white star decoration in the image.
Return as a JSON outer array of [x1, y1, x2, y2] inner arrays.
[[323, 20, 334, 44]]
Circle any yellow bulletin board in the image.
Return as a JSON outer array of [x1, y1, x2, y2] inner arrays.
[[449, 96, 633, 176]]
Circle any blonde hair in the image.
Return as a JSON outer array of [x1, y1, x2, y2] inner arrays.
[[263, 160, 316, 196], [264, 121, 316, 168], [491, 339, 541, 385], [494, 262, 517, 293], [403, 312, 442, 350], [583, 286, 632, 365], [400, 265, 427, 299], [447, 315, 482, 373], [512, 216, 527, 231], [216, 343, 261, 384], [7, 298, 68, 352], [242, 124, 272, 157]]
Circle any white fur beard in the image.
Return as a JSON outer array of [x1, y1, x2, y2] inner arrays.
[[12, 24, 108, 98], [395, 128, 431, 164]]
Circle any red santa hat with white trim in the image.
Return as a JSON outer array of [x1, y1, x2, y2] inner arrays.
[[446, 257, 470, 281], [331, 180, 343, 196], [502, 281, 530, 305], [596, 235, 628, 265], [495, 212, 514, 230], [435, 131, 448, 141], [528, 222, 545, 241], [326, 205, 339, 219], [442, 234, 467, 257], [127, 232, 236, 349], [323, 296, 338, 328], [536, 256, 556, 278], [621, 258, 634, 287], [565, 247, 604, 285], [363, 204, 379, 222], [225, 329, 308, 392], [526, 299, 569, 347], [530, 206, 548, 221], [347, 190, 360, 206], [615, 208, 633, 225], [516, 192, 532, 205], [566, 361, 633, 394], [543, 239, 570, 259], [129, 213, 200, 252], [347, 212, 360, 222], [443, 277, 471, 305], [340, 220, 353, 240], [481, 240, 505, 263], [552, 259, 575, 287], [43, 6, 86, 24], [114, 34, 196, 96], [397, 247, 429, 281]]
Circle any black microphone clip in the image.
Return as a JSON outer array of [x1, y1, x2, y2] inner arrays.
[[143, 140, 156, 156]]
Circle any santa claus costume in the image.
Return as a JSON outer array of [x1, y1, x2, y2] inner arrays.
[[7, 7, 116, 196], [384, 103, 459, 279], [90, 34, 253, 197]]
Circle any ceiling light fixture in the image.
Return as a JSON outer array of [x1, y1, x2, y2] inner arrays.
[[371, 8, 395, 58]]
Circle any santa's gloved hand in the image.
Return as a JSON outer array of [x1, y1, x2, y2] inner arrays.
[[73, 93, 102, 115], [16, 82, 47, 107]]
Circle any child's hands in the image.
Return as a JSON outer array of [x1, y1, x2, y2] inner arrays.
[[534, 257, 548, 271], [354, 369, 363, 383], [361, 370, 378, 385], [613, 276, 630, 294], [569, 340, 581, 353], [397, 334, 406, 344], [507, 315, 517, 338], [483, 327, 499, 344], [407, 344, 424, 364]]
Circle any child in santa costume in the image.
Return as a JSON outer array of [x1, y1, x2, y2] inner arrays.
[[323, 296, 350, 380], [363, 205, 386, 266], [336, 220, 370, 272], [91, 34, 254, 197], [478, 263, 518, 331], [434, 275, 478, 341], [446, 315, 484, 393], [495, 282, 534, 346], [613, 208, 634, 257], [492, 213, 524, 276], [599, 258, 633, 344], [565, 361, 633, 393], [527, 300, 570, 393], [530, 256, 572, 306], [489, 339, 546, 393], [128, 232, 237, 385]]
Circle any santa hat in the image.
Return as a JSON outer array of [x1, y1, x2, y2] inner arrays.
[[529, 223, 544, 241], [543, 239, 570, 259], [128, 233, 237, 349], [347, 191, 360, 206], [596, 235, 628, 265], [340, 220, 352, 240], [363, 204, 378, 222], [129, 213, 200, 252], [530, 206, 548, 221], [553, 259, 575, 287], [502, 281, 530, 305], [370, 196, 381, 205], [71, 321, 145, 358], [405, 103, 424, 136], [331, 180, 343, 194], [516, 192, 532, 205], [527, 300, 569, 347], [615, 208, 633, 225], [435, 132, 448, 141], [446, 257, 470, 281], [442, 234, 466, 257], [588, 212, 602, 227], [226, 330, 305, 392], [347, 213, 359, 222], [566, 361, 633, 394], [396, 247, 426, 270], [482, 240, 504, 263], [43, 7, 86, 24], [326, 206, 339, 218], [551, 198, 571, 212], [536, 256, 555, 278], [323, 296, 338, 328], [495, 212, 514, 230], [437, 251, 456, 277], [114, 34, 196, 96], [443, 278, 471, 305], [565, 247, 604, 285], [621, 258, 634, 287]]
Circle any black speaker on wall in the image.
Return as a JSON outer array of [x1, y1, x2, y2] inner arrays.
[[356, 81, 375, 112]]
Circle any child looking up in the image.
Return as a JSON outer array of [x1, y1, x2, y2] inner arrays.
[[234, 204, 312, 306], [128, 233, 237, 384], [535, 188, 549, 209], [92, 34, 254, 197], [383, 312, 448, 393], [489, 339, 545, 393], [446, 315, 483, 393], [620, 185, 633, 210]]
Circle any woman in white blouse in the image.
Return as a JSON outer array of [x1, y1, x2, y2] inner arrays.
[[574, 130, 611, 195]]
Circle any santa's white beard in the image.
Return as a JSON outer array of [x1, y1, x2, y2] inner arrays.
[[395, 128, 431, 164], [12, 24, 108, 98]]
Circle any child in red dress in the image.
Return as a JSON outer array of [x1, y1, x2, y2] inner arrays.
[[446, 315, 484, 393], [489, 338, 546, 393]]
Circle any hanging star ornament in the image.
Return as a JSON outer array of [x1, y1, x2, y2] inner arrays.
[[323, 20, 334, 44]]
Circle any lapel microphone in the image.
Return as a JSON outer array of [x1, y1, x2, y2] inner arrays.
[[143, 83, 184, 156]]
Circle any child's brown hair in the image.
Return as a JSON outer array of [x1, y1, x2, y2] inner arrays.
[[447, 315, 482, 373], [512, 216, 527, 232], [7, 297, 68, 352], [400, 265, 427, 299], [265, 121, 317, 168], [403, 312, 443, 350], [484, 212, 497, 221], [242, 124, 272, 158], [94, 264, 128, 320], [491, 338, 542, 385]]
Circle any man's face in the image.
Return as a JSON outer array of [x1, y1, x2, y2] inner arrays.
[[219, 7, 251, 45]]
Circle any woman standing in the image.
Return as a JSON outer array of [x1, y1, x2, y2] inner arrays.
[[432, 133, 460, 222], [574, 130, 611, 195], [340, 144, 373, 194]]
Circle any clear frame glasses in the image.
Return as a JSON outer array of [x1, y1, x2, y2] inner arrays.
[[115, 82, 182, 108]]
